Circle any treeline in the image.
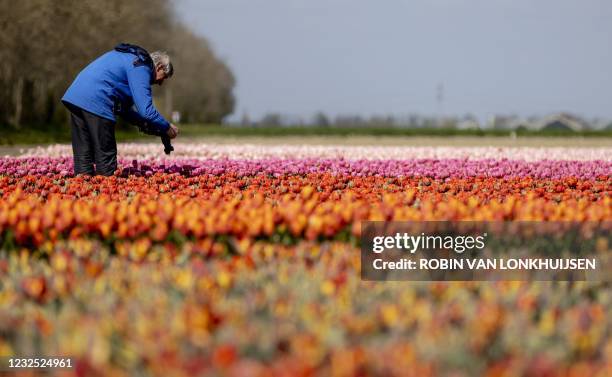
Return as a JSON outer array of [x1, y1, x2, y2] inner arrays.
[[240, 112, 612, 131], [0, 0, 235, 129], [242, 112, 479, 129]]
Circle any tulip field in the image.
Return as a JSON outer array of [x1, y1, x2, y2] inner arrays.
[[0, 142, 611, 376]]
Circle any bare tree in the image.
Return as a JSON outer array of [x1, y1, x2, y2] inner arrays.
[[0, 0, 235, 129]]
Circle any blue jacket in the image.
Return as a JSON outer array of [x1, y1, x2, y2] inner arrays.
[[62, 48, 170, 134]]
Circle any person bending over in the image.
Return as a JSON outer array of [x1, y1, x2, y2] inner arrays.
[[62, 43, 179, 176]]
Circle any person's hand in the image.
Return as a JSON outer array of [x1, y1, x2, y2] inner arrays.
[[167, 123, 179, 139]]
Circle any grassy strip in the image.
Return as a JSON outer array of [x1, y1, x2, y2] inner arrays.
[[176, 125, 612, 138], [2, 124, 612, 145]]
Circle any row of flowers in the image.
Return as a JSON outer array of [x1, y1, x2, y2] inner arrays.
[[1, 189, 609, 249], [1, 240, 610, 377], [1, 157, 611, 179], [19, 143, 612, 161], [2, 174, 610, 201]]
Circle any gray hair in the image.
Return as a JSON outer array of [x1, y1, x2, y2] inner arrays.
[[150, 51, 173, 77]]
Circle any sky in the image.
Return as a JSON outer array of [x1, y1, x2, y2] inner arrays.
[[175, 0, 612, 123]]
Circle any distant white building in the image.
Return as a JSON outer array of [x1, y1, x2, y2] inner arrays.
[[537, 113, 590, 132], [489, 115, 527, 130], [590, 119, 610, 130], [456, 119, 480, 130]]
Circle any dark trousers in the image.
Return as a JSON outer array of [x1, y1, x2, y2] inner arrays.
[[68, 106, 117, 176]]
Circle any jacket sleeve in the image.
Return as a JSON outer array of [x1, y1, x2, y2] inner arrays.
[[119, 107, 146, 127], [126, 65, 170, 133]]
